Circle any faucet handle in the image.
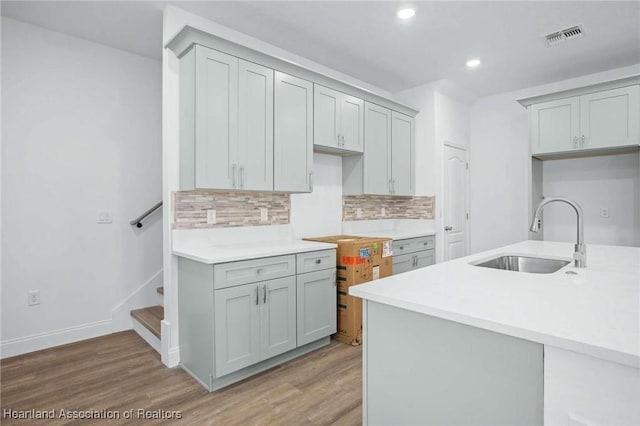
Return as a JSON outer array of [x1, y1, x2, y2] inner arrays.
[[573, 243, 587, 268]]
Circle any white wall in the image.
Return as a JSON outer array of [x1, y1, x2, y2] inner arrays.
[[469, 64, 640, 253], [542, 153, 640, 247], [394, 80, 473, 261], [290, 153, 343, 239], [1, 18, 163, 357]]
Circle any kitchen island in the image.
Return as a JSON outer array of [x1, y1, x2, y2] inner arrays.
[[349, 240, 639, 425]]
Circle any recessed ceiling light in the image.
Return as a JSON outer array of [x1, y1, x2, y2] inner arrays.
[[397, 8, 415, 20], [466, 58, 482, 68]]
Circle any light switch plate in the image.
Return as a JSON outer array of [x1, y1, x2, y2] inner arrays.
[[600, 207, 609, 218], [97, 209, 112, 224]]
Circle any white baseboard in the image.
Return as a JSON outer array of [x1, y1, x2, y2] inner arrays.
[[0, 319, 113, 359], [1, 269, 164, 359]]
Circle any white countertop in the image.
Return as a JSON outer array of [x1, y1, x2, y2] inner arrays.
[[345, 230, 436, 240], [350, 240, 640, 368], [341, 219, 436, 241], [173, 239, 337, 264]]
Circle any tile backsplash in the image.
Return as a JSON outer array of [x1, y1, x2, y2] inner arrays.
[[343, 195, 435, 221], [174, 191, 290, 229]]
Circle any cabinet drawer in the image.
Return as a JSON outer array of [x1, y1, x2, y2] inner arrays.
[[393, 249, 435, 275], [214, 255, 295, 289], [393, 236, 435, 255], [296, 250, 336, 274]]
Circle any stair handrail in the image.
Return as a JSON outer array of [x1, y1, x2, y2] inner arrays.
[[130, 201, 162, 228]]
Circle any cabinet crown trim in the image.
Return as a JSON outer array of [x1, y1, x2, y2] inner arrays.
[[166, 25, 419, 117], [517, 75, 640, 107]]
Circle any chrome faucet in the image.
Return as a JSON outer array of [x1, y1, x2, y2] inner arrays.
[[530, 197, 586, 268]]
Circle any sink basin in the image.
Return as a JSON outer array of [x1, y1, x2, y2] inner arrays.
[[472, 255, 571, 274]]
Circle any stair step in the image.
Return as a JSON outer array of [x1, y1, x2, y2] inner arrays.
[[157, 286, 164, 296], [130, 306, 163, 338]]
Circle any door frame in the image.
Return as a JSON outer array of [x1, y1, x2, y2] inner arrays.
[[441, 141, 470, 260]]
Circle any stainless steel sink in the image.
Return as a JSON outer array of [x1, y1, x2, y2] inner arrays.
[[472, 255, 570, 274]]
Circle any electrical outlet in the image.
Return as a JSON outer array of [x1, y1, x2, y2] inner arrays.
[[260, 208, 268, 222], [381, 207, 386, 217], [207, 210, 217, 224], [97, 209, 112, 224], [356, 208, 363, 219], [28, 290, 40, 306], [600, 207, 609, 218]]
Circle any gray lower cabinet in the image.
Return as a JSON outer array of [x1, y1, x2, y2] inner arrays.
[[178, 249, 336, 391], [297, 269, 337, 346], [214, 276, 296, 377], [392, 236, 435, 275]]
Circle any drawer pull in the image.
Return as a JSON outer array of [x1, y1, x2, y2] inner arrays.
[[255, 286, 259, 305], [256, 268, 263, 275], [315, 259, 322, 264]]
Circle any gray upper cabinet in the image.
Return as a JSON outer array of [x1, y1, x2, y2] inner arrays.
[[238, 60, 274, 191], [180, 45, 274, 191], [274, 71, 314, 192], [363, 102, 392, 195], [344, 102, 415, 196], [530, 85, 639, 157], [314, 84, 364, 154], [391, 111, 415, 196]]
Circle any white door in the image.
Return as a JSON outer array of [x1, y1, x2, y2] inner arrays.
[[443, 144, 469, 260]]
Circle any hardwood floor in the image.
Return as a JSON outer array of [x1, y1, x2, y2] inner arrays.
[[1, 331, 362, 425]]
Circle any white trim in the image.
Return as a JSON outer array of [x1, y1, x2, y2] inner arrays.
[[442, 141, 471, 260], [0, 319, 113, 359], [132, 318, 161, 353]]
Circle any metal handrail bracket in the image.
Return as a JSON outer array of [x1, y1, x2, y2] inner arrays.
[[130, 201, 162, 228]]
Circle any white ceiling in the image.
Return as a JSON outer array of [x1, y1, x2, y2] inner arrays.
[[2, 1, 639, 97]]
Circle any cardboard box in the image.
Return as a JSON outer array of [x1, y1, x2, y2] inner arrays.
[[336, 284, 362, 345], [303, 235, 393, 286], [304, 235, 393, 345]]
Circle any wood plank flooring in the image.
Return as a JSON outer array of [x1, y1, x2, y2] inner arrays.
[[1, 331, 362, 425], [130, 306, 164, 338]]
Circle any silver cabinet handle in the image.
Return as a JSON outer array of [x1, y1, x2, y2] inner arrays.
[[332, 271, 337, 287], [581, 135, 586, 147], [315, 259, 322, 264], [256, 268, 263, 275], [255, 285, 259, 305], [413, 256, 417, 267], [263, 284, 267, 304], [444, 226, 453, 231], [573, 136, 579, 149], [231, 164, 237, 188], [239, 165, 244, 189], [341, 135, 345, 146], [309, 171, 313, 191]]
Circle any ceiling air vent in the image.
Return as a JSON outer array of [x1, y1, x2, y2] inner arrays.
[[545, 25, 583, 46]]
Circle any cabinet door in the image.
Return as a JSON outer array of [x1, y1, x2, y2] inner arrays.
[[363, 102, 392, 195], [214, 284, 260, 377], [238, 60, 274, 191], [415, 249, 435, 269], [296, 269, 337, 346], [530, 97, 580, 155], [341, 95, 364, 153], [392, 253, 415, 275], [195, 46, 239, 189], [274, 72, 313, 192], [314, 84, 341, 149], [260, 276, 297, 359], [391, 111, 415, 196], [580, 85, 640, 150]]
